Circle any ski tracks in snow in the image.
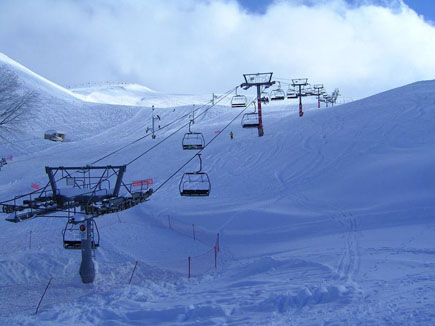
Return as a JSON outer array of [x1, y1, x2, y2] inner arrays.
[[335, 211, 361, 285]]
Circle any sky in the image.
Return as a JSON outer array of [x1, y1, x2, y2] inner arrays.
[[1, 0, 435, 99]]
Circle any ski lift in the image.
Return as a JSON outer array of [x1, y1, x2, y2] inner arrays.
[[270, 82, 285, 101], [62, 218, 100, 250], [182, 121, 205, 150], [287, 86, 298, 99], [241, 103, 260, 128], [179, 154, 211, 196], [231, 87, 247, 108], [241, 113, 260, 128], [304, 85, 314, 96]]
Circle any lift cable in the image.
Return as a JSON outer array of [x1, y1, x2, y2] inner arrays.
[[3, 88, 236, 168], [152, 98, 256, 195], [0, 86, 243, 205], [125, 87, 239, 167], [90, 86, 237, 165], [47, 86, 240, 189], [74, 90, 254, 194]]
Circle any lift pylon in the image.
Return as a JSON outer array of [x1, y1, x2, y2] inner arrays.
[[313, 84, 325, 108], [291, 78, 308, 117], [240, 73, 275, 137]]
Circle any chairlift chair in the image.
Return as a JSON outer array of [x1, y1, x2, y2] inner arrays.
[[179, 154, 211, 196], [270, 82, 286, 101], [287, 86, 298, 99], [182, 122, 205, 150], [304, 85, 315, 96], [231, 87, 248, 108], [241, 113, 260, 128], [63, 218, 100, 250]]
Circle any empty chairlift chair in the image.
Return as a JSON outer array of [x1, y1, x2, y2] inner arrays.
[[231, 87, 248, 108], [179, 154, 211, 196], [269, 82, 286, 101], [182, 122, 205, 150], [287, 86, 298, 99], [241, 104, 260, 128], [304, 84, 314, 96]]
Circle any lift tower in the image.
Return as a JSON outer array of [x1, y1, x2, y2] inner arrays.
[[1, 165, 153, 283], [240, 73, 275, 137], [292, 78, 308, 117], [313, 84, 325, 109]]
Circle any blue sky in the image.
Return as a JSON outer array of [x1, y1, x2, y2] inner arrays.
[[238, 0, 435, 22], [1, 0, 435, 98]]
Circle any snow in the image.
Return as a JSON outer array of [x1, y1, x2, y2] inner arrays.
[[71, 82, 214, 108], [0, 53, 434, 325]]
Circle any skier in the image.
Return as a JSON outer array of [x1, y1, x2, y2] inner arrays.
[[230, 131, 234, 140]]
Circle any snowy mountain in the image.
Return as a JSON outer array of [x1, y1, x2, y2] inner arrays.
[[0, 53, 434, 325], [71, 83, 213, 108]]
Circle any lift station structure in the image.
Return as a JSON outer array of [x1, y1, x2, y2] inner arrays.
[[240, 73, 275, 137]]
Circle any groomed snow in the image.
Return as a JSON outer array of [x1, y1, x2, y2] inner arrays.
[[0, 53, 434, 325]]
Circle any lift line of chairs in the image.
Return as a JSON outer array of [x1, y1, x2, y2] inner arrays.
[[178, 82, 327, 198], [231, 82, 322, 105], [179, 81, 322, 198]]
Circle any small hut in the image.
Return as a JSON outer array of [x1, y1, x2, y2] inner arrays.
[[44, 130, 66, 142]]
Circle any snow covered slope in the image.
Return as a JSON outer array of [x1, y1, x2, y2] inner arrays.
[[72, 83, 213, 107], [0, 55, 434, 325]]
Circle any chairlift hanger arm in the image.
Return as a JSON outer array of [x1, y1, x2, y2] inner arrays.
[[196, 154, 203, 173]]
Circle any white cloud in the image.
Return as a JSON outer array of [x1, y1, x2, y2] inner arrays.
[[1, 0, 434, 98]]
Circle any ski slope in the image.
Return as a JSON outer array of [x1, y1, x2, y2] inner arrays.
[[0, 53, 434, 325], [71, 83, 213, 108]]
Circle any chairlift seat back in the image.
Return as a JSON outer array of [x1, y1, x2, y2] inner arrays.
[[241, 112, 260, 128], [182, 132, 205, 150], [270, 89, 285, 101], [179, 172, 211, 196], [231, 95, 248, 108]]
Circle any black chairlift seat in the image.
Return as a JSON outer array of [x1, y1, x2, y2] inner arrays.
[[63, 219, 100, 250], [241, 112, 260, 128], [179, 172, 211, 196], [182, 132, 205, 150], [231, 95, 247, 108], [179, 154, 211, 197]]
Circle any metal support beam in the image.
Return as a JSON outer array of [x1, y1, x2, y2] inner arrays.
[[256, 86, 264, 137], [45, 167, 58, 197], [152, 105, 156, 139], [113, 165, 126, 197], [298, 85, 303, 117], [292, 79, 308, 117]]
